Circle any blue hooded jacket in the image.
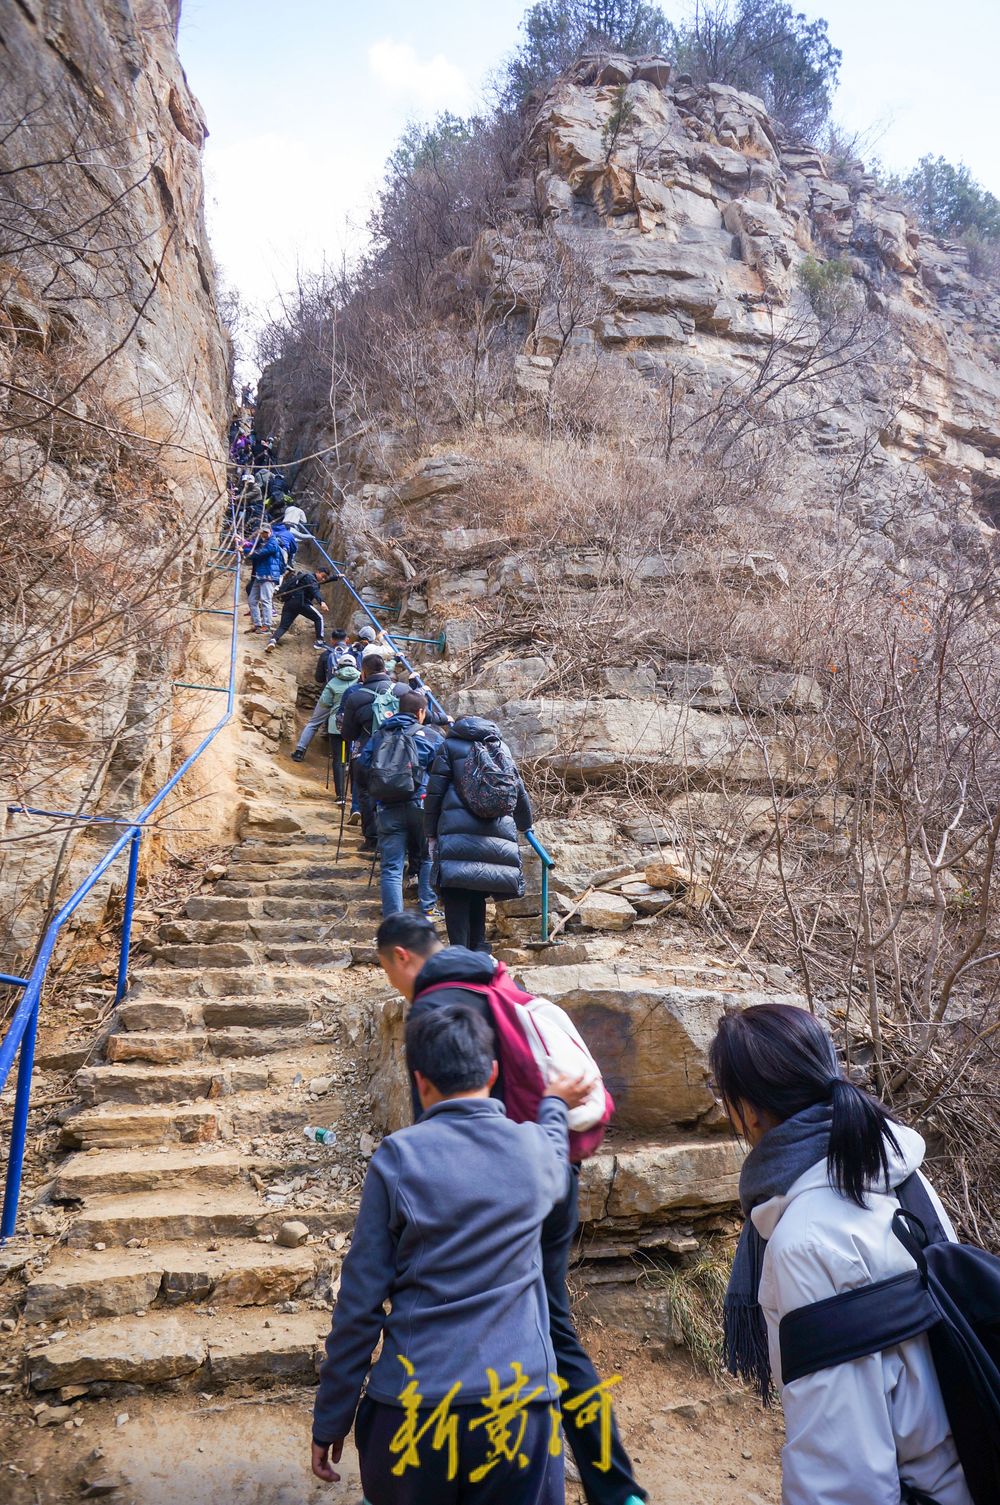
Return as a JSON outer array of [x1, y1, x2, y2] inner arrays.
[[248, 535, 284, 581], [270, 521, 298, 564]]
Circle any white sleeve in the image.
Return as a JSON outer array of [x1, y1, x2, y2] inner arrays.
[[765, 1239, 902, 1505]]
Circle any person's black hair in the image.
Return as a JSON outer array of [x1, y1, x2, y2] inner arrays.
[[331, 629, 347, 641], [315, 568, 331, 580], [405, 1004, 494, 1096], [398, 691, 427, 716], [709, 1003, 901, 1205], [362, 654, 385, 677], [375, 910, 439, 957]]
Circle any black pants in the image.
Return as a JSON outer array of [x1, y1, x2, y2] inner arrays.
[[441, 889, 489, 952], [327, 738, 347, 799], [543, 1168, 645, 1505], [356, 1396, 559, 1505], [271, 601, 323, 643]]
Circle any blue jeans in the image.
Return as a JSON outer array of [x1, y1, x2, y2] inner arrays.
[[376, 802, 434, 917]]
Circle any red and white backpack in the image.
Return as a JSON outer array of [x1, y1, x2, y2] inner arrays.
[[417, 963, 614, 1159]]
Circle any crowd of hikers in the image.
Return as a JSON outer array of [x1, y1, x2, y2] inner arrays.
[[224, 408, 995, 1505]]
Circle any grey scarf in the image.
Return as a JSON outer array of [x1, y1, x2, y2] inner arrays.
[[724, 1102, 833, 1403]]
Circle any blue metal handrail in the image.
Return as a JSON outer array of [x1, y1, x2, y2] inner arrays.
[[525, 831, 556, 942], [0, 548, 243, 1240], [305, 535, 450, 722], [305, 534, 555, 939]]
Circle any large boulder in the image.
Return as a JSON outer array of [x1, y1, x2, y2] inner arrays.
[[579, 1138, 743, 1226], [396, 454, 478, 505], [453, 692, 833, 787], [514, 963, 804, 1132]]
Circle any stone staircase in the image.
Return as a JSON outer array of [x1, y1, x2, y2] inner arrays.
[[20, 811, 378, 1402]]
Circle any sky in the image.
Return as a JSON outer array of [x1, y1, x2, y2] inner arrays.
[[177, 0, 1000, 366]]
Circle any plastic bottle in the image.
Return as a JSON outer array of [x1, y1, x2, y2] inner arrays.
[[303, 1126, 336, 1145]]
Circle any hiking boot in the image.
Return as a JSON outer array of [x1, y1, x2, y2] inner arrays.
[[290, 749, 305, 763], [312, 640, 327, 650], [348, 811, 362, 826], [423, 906, 445, 922], [265, 639, 277, 652]]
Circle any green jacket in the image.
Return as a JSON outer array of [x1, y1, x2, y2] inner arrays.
[[317, 660, 360, 735]]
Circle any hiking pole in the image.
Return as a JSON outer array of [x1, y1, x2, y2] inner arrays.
[[335, 754, 350, 864]]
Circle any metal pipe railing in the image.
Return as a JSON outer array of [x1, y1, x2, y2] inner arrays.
[[306, 534, 555, 940], [305, 535, 451, 722], [0, 546, 242, 1240], [525, 830, 555, 942]]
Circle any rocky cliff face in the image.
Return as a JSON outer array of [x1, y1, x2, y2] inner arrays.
[[256, 57, 1000, 1246], [0, 1, 230, 961], [520, 56, 1000, 514]]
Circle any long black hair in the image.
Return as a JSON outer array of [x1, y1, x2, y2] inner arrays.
[[709, 1003, 901, 1204]]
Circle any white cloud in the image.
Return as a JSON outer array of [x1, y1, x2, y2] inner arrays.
[[368, 37, 474, 115]]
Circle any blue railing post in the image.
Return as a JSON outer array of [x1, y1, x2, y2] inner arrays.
[[0, 1001, 39, 1239], [525, 830, 555, 942], [115, 830, 141, 1005]]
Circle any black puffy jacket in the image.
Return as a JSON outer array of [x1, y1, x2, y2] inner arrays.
[[423, 717, 532, 897]]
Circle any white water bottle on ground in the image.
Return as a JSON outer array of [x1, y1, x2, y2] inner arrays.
[[303, 1126, 336, 1144]]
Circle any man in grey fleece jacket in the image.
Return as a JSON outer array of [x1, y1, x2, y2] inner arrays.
[[311, 1004, 589, 1503]]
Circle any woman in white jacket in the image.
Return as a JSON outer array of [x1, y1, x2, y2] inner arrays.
[[710, 1003, 971, 1505]]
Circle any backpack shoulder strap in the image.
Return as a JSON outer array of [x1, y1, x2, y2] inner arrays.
[[779, 1270, 938, 1386], [896, 1171, 949, 1245]]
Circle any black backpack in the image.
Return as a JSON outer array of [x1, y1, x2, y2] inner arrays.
[[315, 648, 334, 685], [779, 1173, 1000, 1505], [369, 726, 421, 804], [454, 735, 519, 820]]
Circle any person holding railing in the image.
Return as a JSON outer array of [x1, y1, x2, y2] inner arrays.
[[244, 524, 284, 634], [266, 567, 331, 652]]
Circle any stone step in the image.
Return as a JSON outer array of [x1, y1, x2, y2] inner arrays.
[[225, 862, 371, 882], [52, 1148, 264, 1201], [105, 1031, 208, 1065], [183, 890, 379, 915], [108, 1021, 324, 1065], [201, 996, 317, 1029], [579, 1135, 743, 1233], [212, 878, 376, 896], [63, 1187, 348, 1248], [28, 1308, 328, 1392], [157, 917, 374, 947], [23, 1239, 325, 1323], [65, 1189, 269, 1246], [206, 1023, 327, 1059], [60, 1101, 220, 1150], [240, 833, 342, 850], [147, 939, 354, 970], [115, 996, 316, 1032], [74, 1061, 270, 1107], [127, 967, 342, 999], [144, 941, 261, 969], [183, 893, 373, 921], [115, 999, 193, 1032], [213, 880, 380, 904]]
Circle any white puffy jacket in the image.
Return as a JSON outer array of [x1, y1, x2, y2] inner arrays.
[[752, 1124, 972, 1505]]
